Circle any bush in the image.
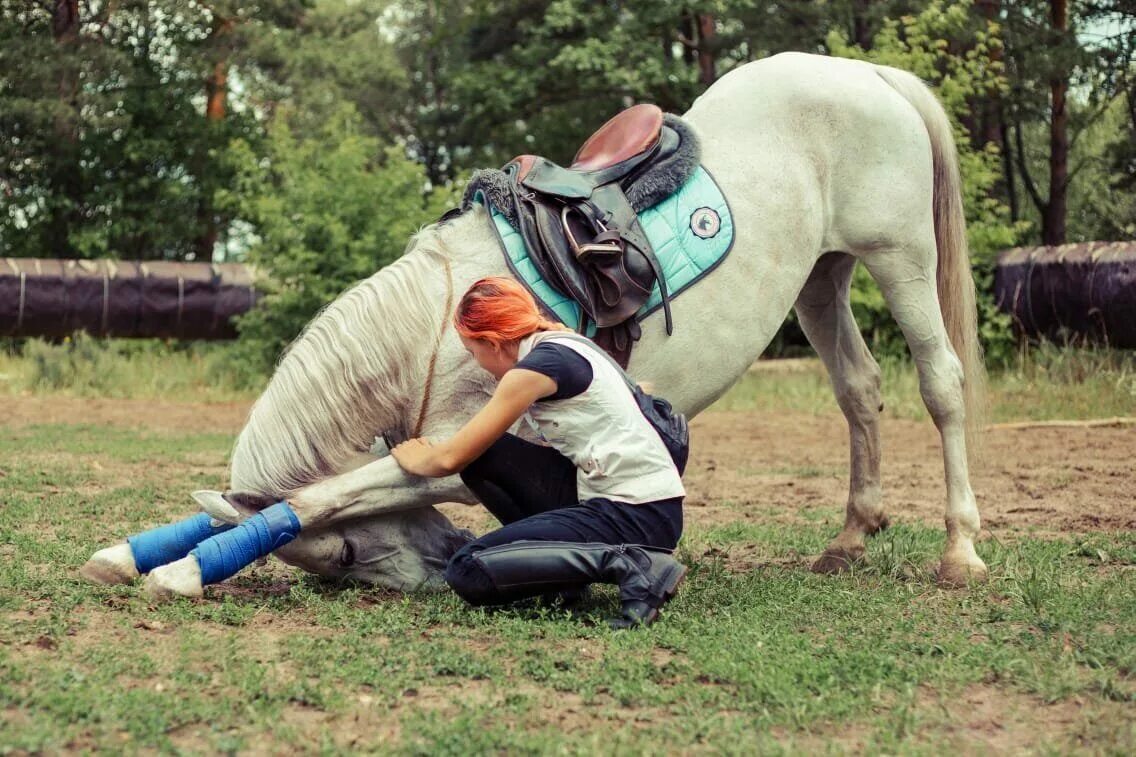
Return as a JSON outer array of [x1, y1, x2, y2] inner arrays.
[[221, 104, 458, 374]]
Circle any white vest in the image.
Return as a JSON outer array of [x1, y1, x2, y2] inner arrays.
[[517, 332, 685, 504]]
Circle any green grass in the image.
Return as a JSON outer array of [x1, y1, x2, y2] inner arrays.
[[715, 345, 1136, 423], [1, 340, 1134, 751], [0, 334, 263, 401], [2, 423, 1134, 753]]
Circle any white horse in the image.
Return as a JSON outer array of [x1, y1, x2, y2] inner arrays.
[[83, 52, 989, 597]]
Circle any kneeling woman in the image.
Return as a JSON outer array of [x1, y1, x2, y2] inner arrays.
[[390, 277, 686, 629]]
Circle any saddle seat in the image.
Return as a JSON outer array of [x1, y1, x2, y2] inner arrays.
[[511, 105, 671, 198], [573, 104, 665, 171]]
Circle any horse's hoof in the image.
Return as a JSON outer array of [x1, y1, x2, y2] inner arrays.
[[80, 543, 139, 585], [936, 555, 988, 588], [865, 514, 891, 536], [142, 556, 204, 601], [811, 548, 863, 574]]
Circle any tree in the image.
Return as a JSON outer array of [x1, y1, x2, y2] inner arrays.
[[0, 1, 121, 256], [396, 0, 712, 182], [998, 0, 1136, 243], [0, 0, 266, 260]]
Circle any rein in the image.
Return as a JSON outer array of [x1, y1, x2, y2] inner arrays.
[[412, 255, 454, 438]]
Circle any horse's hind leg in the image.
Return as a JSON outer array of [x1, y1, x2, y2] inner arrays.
[[862, 248, 987, 585], [794, 253, 888, 573]]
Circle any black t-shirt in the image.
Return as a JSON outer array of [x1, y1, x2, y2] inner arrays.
[[515, 342, 594, 400]]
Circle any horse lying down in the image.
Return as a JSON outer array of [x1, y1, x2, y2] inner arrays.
[[82, 52, 990, 599]]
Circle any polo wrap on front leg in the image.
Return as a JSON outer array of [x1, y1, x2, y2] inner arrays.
[[127, 513, 235, 574], [191, 501, 302, 585]]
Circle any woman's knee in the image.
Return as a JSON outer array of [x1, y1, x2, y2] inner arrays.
[[444, 546, 497, 606]]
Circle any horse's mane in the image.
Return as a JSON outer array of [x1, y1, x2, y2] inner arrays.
[[229, 226, 453, 496]]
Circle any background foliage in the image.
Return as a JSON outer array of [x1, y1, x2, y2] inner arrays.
[[2, 0, 1133, 369]]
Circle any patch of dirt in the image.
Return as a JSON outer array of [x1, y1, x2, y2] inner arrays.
[[764, 683, 1134, 753], [697, 543, 813, 574], [684, 409, 1136, 537], [914, 683, 1133, 752], [10, 396, 1131, 539], [4, 396, 249, 434]]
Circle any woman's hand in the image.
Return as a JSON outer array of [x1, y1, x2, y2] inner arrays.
[[391, 438, 450, 477]]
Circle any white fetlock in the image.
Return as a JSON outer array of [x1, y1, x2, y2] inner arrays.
[[143, 555, 204, 600], [80, 543, 140, 585]]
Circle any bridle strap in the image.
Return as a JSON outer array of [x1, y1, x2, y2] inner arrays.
[[413, 255, 454, 438]]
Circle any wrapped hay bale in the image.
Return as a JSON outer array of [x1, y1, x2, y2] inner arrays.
[[995, 243, 1136, 348], [0, 259, 259, 340]]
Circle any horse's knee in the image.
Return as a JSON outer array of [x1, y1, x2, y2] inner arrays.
[[444, 547, 497, 606]]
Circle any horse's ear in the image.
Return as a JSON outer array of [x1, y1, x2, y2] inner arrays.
[[224, 490, 278, 513], [192, 490, 241, 523], [191, 489, 269, 523]]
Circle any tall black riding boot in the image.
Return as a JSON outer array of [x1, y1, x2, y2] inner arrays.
[[471, 541, 687, 629]]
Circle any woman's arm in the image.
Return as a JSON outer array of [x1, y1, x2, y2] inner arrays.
[[391, 369, 556, 477]]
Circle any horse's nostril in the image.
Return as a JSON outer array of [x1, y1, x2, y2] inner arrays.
[[340, 539, 356, 567]]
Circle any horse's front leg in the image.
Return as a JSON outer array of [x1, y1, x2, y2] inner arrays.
[[285, 454, 476, 526]]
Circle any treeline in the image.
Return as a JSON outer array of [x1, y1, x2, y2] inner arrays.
[[2, 1, 1134, 365]]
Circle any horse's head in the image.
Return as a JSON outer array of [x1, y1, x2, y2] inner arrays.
[[273, 506, 473, 590], [192, 490, 473, 591]]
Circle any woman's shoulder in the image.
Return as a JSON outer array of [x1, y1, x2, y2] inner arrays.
[[517, 341, 593, 400]]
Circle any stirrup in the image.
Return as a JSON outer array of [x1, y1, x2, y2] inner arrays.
[[562, 206, 623, 260]]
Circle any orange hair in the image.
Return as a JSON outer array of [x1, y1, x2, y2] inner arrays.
[[454, 277, 565, 346]]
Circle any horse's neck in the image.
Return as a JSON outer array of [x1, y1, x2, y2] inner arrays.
[[229, 242, 451, 496]]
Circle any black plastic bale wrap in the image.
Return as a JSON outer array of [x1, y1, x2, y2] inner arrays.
[[0, 259, 260, 340], [995, 243, 1136, 348]]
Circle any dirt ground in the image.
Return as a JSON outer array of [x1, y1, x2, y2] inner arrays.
[[8, 394, 1134, 538]]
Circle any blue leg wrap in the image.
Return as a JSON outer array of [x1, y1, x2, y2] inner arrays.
[[191, 502, 301, 585], [127, 513, 236, 574]]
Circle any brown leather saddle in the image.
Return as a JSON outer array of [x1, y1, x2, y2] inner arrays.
[[499, 104, 683, 366]]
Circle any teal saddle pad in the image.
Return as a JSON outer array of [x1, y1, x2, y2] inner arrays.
[[478, 165, 734, 334]]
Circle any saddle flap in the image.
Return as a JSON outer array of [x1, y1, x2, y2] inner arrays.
[[587, 250, 652, 324], [527, 202, 596, 319]]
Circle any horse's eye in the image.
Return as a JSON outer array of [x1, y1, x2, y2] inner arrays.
[[340, 539, 356, 567]]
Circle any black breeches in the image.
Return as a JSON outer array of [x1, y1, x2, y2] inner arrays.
[[458, 432, 579, 525], [449, 433, 683, 606]]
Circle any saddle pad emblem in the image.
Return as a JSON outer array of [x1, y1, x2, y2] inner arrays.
[[690, 207, 721, 239]]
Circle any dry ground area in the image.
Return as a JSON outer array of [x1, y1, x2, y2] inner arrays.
[[10, 393, 1134, 537]]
